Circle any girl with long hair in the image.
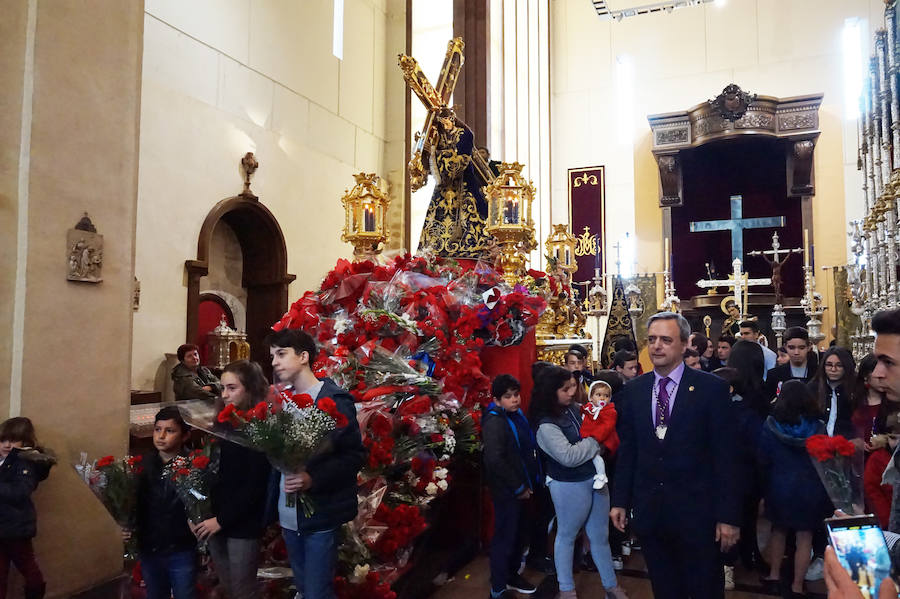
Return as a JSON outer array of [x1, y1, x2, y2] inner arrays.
[[807, 347, 856, 438], [758, 380, 831, 597], [722, 340, 768, 579], [192, 360, 272, 599], [851, 354, 889, 447], [529, 365, 627, 599]]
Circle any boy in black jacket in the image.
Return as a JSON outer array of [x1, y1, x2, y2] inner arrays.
[[134, 407, 197, 599], [483, 375, 542, 598]]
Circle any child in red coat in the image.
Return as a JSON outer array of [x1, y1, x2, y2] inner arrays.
[[581, 380, 620, 489], [864, 432, 898, 528]]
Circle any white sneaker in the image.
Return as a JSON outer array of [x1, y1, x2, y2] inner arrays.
[[805, 557, 824, 581], [620, 542, 631, 556], [612, 556, 624, 570], [723, 565, 735, 591]]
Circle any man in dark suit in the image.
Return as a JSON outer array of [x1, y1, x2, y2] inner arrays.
[[611, 312, 740, 599], [765, 326, 818, 401]]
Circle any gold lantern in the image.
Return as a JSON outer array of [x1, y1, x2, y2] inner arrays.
[[341, 173, 391, 260], [484, 162, 537, 286], [545, 224, 577, 275]]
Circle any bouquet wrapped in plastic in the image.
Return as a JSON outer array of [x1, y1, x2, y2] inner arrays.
[[805, 434, 865, 514], [216, 391, 348, 515], [76, 453, 143, 559], [163, 445, 219, 524]]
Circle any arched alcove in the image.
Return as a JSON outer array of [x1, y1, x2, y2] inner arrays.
[[186, 195, 295, 373]]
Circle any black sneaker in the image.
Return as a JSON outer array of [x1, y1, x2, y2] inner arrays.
[[506, 573, 537, 594]]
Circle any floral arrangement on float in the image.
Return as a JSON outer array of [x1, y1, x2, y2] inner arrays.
[[272, 251, 547, 595]]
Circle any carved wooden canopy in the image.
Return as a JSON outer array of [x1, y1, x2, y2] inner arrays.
[[648, 85, 823, 206]]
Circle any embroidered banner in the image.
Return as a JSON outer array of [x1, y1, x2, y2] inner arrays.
[[568, 166, 606, 300]]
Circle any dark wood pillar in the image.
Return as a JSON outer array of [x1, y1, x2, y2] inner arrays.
[[453, 0, 490, 150]]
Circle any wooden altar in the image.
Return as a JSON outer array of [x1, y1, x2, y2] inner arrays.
[[648, 86, 823, 330]]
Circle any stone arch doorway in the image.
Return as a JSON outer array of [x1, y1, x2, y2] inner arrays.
[[186, 195, 295, 374]]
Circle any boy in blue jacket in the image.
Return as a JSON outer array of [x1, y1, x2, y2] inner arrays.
[[264, 329, 365, 599], [483, 374, 543, 598]]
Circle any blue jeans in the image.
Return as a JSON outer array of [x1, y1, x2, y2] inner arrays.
[[548, 478, 617, 592], [140, 550, 196, 599], [282, 527, 338, 599]]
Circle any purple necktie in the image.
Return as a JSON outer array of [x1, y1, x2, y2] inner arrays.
[[656, 377, 671, 427]]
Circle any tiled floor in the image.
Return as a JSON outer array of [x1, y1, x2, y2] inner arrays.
[[430, 553, 828, 599]]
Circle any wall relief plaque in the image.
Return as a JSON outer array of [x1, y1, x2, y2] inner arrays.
[[67, 213, 103, 283]]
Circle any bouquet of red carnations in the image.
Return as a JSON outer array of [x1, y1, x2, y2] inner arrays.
[[164, 446, 219, 524], [806, 434, 865, 514], [76, 452, 144, 559], [217, 391, 348, 516]]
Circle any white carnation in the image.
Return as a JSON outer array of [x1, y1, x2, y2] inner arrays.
[[425, 482, 439, 496]]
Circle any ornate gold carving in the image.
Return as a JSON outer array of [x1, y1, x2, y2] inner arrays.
[[574, 226, 599, 258], [573, 173, 598, 187]]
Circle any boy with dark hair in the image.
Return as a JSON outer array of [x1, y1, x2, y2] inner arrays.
[[483, 374, 542, 597], [765, 327, 817, 401], [135, 406, 197, 599], [611, 351, 638, 381], [716, 336, 735, 366], [739, 320, 777, 379], [263, 329, 365, 599], [683, 348, 702, 370], [564, 344, 593, 403]]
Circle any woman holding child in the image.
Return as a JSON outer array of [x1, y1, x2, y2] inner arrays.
[[529, 365, 627, 599]]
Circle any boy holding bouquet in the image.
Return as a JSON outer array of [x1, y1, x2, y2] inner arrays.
[[265, 329, 365, 599], [134, 407, 197, 599]]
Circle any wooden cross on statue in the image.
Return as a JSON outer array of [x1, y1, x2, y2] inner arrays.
[[399, 38, 492, 191], [747, 231, 802, 305]]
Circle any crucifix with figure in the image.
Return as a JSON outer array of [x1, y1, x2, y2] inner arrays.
[[689, 195, 785, 261], [747, 231, 803, 305]]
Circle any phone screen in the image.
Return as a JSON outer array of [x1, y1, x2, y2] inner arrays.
[[827, 516, 893, 598]]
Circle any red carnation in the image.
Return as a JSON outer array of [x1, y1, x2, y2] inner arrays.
[[806, 434, 835, 462], [177, 468, 191, 477], [290, 393, 315, 409], [251, 401, 268, 420], [217, 403, 237, 424], [833, 435, 857, 457], [193, 455, 211, 470], [96, 455, 115, 468]]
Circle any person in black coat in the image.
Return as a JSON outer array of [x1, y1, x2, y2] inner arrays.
[[807, 347, 856, 438], [611, 313, 740, 599], [483, 375, 543, 598], [192, 360, 272, 599], [0, 417, 53, 599], [264, 329, 365, 599], [757, 381, 832, 597], [765, 327, 818, 402], [136, 407, 198, 599]]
